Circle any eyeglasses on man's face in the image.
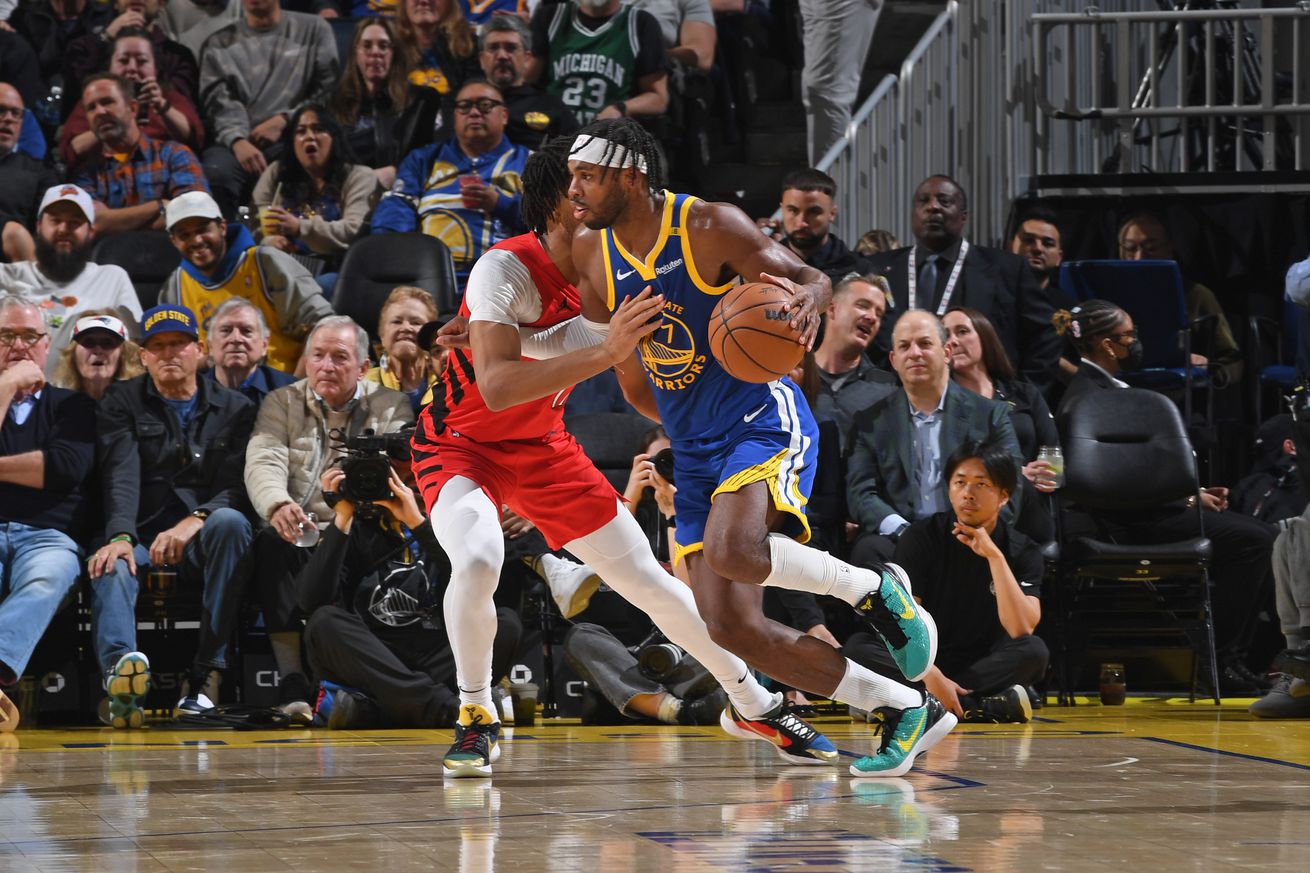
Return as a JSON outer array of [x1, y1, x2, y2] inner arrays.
[[454, 98, 505, 115], [0, 329, 48, 348]]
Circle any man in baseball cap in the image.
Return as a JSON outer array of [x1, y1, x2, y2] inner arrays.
[[160, 190, 331, 374], [88, 299, 257, 721], [0, 184, 141, 373]]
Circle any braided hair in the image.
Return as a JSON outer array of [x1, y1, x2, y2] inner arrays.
[[1052, 299, 1129, 354], [521, 136, 575, 237], [570, 117, 666, 192]]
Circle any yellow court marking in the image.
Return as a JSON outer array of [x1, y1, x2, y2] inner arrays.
[[4, 698, 1305, 767]]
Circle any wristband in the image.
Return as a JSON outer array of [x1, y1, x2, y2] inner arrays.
[[110, 534, 133, 545], [664, 515, 676, 526], [160, 100, 172, 114]]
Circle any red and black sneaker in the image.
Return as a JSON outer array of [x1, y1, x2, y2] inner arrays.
[[719, 700, 839, 765]]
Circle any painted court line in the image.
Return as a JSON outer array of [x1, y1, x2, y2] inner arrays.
[[1140, 737, 1310, 772]]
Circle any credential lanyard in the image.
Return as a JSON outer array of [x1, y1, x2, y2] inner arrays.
[[907, 239, 970, 315]]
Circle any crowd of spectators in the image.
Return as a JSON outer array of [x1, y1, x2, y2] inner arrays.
[[2, 1, 1308, 729]]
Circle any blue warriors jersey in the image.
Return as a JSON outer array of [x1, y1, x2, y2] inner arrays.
[[602, 191, 819, 559], [601, 191, 775, 442]]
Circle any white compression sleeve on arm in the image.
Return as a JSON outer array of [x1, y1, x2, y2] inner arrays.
[[518, 316, 610, 360]]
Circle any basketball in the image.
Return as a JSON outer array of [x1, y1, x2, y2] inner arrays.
[[708, 282, 805, 383]]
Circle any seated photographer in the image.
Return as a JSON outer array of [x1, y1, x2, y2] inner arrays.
[[621, 425, 676, 564], [299, 461, 523, 729], [563, 622, 726, 726], [244, 316, 414, 712], [844, 441, 1047, 724], [88, 304, 257, 720]]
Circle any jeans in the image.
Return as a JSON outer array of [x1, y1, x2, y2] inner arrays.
[[92, 508, 253, 674], [0, 522, 82, 682]]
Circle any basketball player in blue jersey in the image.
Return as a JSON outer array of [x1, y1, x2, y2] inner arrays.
[[555, 119, 957, 777]]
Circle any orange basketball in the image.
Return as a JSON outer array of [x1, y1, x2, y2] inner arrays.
[[707, 282, 805, 383]]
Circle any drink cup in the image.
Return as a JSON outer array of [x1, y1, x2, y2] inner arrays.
[[509, 682, 538, 726], [258, 205, 279, 238], [294, 512, 320, 548], [146, 566, 179, 598], [459, 174, 481, 208]]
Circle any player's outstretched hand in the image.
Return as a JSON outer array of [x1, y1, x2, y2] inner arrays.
[[761, 271, 821, 349], [604, 286, 665, 364]]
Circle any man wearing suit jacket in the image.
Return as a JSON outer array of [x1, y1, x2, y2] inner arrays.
[[867, 175, 1062, 394], [846, 311, 1023, 567]]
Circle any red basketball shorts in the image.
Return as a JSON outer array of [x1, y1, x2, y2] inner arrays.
[[414, 428, 621, 550]]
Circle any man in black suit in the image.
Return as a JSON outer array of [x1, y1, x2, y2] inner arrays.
[[868, 175, 1062, 394], [846, 310, 1023, 568]]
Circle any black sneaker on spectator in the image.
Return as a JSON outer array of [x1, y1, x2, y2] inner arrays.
[[963, 685, 1032, 724], [175, 668, 216, 717], [677, 688, 728, 726], [1273, 643, 1310, 682], [327, 688, 383, 730]]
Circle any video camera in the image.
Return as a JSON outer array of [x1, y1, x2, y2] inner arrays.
[[327, 427, 414, 515]]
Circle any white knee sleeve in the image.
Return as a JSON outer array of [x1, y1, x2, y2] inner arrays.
[[432, 476, 505, 705]]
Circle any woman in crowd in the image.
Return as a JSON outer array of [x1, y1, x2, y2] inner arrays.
[[59, 27, 204, 170], [50, 311, 144, 402], [330, 16, 443, 190], [365, 285, 440, 413], [252, 104, 379, 296], [944, 306, 1059, 541], [397, 0, 481, 98], [1052, 299, 1140, 416]]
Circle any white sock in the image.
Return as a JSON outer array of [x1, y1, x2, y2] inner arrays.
[[432, 477, 505, 721], [833, 659, 922, 711], [722, 674, 781, 720], [761, 533, 879, 606]]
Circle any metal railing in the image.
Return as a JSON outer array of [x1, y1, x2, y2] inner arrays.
[[815, 2, 960, 247], [1032, 3, 1310, 175], [814, 1, 1310, 248]]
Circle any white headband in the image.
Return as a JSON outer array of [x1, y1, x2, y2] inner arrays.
[[569, 135, 649, 174]]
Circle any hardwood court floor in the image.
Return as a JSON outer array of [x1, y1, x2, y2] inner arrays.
[[1, 698, 1307, 873]]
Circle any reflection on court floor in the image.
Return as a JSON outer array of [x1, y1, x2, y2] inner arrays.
[[1, 698, 1306, 872]]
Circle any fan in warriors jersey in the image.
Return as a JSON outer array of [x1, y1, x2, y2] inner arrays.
[[546, 118, 956, 777], [410, 137, 838, 778]]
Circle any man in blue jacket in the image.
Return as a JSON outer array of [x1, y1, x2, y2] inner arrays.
[[372, 80, 529, 294]]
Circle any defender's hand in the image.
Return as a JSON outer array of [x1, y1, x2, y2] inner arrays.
[[603, 286, 665, 364]]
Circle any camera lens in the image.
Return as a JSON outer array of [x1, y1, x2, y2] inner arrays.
[[652, 447, 675, 484], [638, 642, 685, 681]]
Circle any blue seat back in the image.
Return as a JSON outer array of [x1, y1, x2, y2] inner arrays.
[[1058, 259, 1191, 372]]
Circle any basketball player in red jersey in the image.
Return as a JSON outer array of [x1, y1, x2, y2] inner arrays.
[[411, 138, 839, 778], [556, 119, 955, 777]]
